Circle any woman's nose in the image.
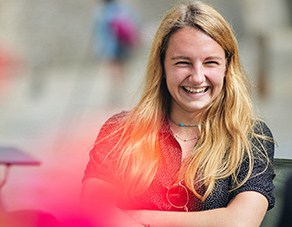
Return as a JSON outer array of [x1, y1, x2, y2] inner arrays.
[[188, 65, 205, 84]]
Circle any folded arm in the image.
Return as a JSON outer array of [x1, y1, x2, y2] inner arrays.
[[130, 191, 268, 227], [81, 177, 268, 227]]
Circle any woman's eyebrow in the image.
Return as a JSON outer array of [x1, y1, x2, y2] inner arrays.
[[170, 56, 192, 61], [205, 56, 224, 61]]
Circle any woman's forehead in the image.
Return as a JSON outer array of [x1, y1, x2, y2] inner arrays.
[[165, 27, 225, 59]]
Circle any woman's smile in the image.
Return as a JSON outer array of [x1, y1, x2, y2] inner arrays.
[[182, 86, 209, 95]]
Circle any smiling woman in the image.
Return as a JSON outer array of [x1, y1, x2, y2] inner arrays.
[[81, 1, 275, 227], [164, 26, 226, 117]]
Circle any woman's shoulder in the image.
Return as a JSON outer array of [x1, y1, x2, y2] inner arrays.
[[253, 119, 273, 138], [94, 111, 129, 143], [105, 111, 129, 123], [99, 111, 129, 132], [252, 119, 275, 159]]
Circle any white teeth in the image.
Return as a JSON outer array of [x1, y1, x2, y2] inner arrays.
[[184, 86, 207, 94]]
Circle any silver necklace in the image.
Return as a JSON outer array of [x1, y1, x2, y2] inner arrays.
[[173, 133, 198, 142]]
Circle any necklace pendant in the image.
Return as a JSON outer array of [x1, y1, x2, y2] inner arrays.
[[169, 118, 198, 128]]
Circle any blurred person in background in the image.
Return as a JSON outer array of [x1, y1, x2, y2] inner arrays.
[[92, 0, 140, 105], [81, 1, 275, 226]]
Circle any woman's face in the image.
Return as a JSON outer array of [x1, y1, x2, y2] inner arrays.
[[164, 27, 226, 116]]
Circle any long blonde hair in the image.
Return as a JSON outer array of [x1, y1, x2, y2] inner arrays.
[[104, 1, 270, 201]]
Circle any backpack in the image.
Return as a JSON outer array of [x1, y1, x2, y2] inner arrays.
[[110, 13, 138, 47]]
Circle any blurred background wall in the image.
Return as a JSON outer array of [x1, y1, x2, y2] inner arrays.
[[0, 0, 291, 225]]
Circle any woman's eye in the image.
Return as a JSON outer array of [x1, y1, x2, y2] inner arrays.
[[175, 61, 190, 65], [205, 61, 219, 65]]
